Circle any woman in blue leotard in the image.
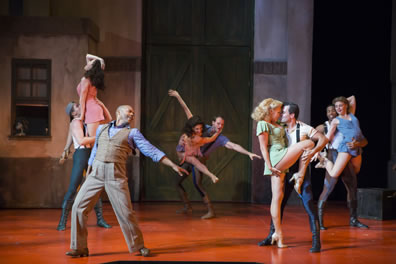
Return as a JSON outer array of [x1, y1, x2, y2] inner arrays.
[[317, 96, 368, 177]]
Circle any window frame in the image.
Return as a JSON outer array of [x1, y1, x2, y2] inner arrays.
[[11, 58, 52, 138]]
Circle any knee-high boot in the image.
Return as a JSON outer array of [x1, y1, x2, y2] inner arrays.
[[348, 200, 368, 229], [56, 200, 73, 231], [94, 199, 112, 228], [258, 220, 275, 246], [309, 218, 321, 253], [318, 200, 327, 230], [201, 196, 215, 219]]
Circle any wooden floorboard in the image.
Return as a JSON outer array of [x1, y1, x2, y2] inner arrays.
[[0, 202, 395, 264]]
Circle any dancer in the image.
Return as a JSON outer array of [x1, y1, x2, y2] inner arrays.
[[66, 105, 188, 258], [257, 102, 328, 252], [57, 101, 112, 231], [316, 98, 368, 229], [169, 89, 261, 219], [78, 54, 107, 137], [178, 115, 222, 184], [252, 98, 316, 248], [316, 96, 367, 176]]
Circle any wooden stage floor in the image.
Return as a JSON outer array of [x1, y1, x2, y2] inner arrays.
[[0, 202, 395, 264]]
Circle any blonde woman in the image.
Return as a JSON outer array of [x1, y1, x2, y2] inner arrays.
[[252, 98, 314, 247]]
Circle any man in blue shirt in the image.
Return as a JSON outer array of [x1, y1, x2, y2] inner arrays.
[[169, 90, 261, 219], [66, 105, 187, 258]]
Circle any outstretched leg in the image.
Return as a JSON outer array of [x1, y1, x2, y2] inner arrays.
[[104, 162, 146, 254], [69, 163, 104, 254], [276, 140, 315, 194], [184, 156, 218, 183], [318, 152, 352, 178]]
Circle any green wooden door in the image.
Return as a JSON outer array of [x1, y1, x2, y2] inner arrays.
[[143, 0, 253, 202]]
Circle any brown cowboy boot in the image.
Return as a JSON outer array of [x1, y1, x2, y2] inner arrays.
[[201, 195, 215, 219], [66, 248, 89, 257], [176, 191, 192, 214]]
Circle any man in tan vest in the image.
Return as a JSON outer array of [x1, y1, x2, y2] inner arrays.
[[66, 105, 188, 258]]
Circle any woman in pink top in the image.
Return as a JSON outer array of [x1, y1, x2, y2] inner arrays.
[[78, 54, 111, 136]]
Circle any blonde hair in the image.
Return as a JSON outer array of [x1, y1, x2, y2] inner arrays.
[[251, 98, 283, 121]]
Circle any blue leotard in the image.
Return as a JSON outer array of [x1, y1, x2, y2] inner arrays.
[[336, 113, 365, 157]]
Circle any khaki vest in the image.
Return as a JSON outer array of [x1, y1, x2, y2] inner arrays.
[[95, 124, 132, 164]]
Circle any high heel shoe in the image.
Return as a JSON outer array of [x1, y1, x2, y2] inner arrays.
[[271, 233, 288, 248], [289, 173, 303, 195]]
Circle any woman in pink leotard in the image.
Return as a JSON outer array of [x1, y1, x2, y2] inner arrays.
[[78, 54, 111, 136], [177, 115, 222, 184]]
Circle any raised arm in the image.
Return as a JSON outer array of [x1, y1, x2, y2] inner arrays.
[[86, 54, 105, 70], [168, 89, 193, 119], [347, 95, 356, 115], [326, 118, 339, 142], [224, 141, 261, 160], [192, 128, 222, 146]]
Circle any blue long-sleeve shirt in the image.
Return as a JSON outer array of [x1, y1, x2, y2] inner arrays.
[[88, 121, 166, 165]]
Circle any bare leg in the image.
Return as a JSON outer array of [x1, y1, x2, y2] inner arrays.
[[270, 173, 287, 248], [275, 140, 315, 172], [275, 140, 314, 194], [184, 156, 218, 183], [290, 148, 314, 194], [320, 152, 352, 178], [86, 122, 100, 137]]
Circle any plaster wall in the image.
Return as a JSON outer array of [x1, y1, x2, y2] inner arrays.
[[252, 0, 313, 203], [0, 34, 89, 158]]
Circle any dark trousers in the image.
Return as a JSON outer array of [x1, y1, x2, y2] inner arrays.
[[175, 162, 207, 198], [281, 163, 317, 222], [62, 148, 93, 204]]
